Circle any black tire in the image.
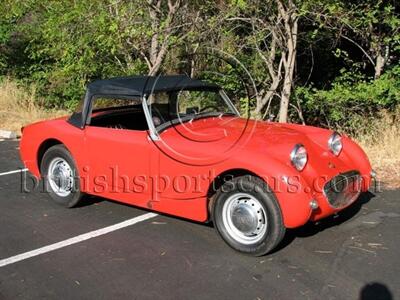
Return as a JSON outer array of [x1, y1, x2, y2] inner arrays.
[[212, 175, 285, 256], [40, 144, 84, 208]]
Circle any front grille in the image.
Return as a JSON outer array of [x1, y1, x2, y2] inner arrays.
[[323, 170, 362, 209]]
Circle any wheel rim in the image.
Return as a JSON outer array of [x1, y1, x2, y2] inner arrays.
[[222, 193, 267, 245], [47, 157, 74, 197]]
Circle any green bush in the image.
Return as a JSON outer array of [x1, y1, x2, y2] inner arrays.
[[293, 66, 400, 134]]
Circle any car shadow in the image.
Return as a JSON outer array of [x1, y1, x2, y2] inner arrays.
[[73, 190, 377, 255], [273, 191, 376, 253], [76, 195, 215, 228], [359, 282, 393, 300], [74, 195, 105, 208]]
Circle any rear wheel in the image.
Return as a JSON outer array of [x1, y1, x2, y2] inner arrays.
[[41, 144, 84, 208], [212, 175, 285, 256]]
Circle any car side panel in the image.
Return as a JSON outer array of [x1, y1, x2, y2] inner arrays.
[[20, 119, 87, 186], [19, 119, 212, 222]]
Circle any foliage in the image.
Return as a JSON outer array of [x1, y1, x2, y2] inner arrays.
[[0, 0, 399, 130], [293, 66, 400, 133], [302, 0, 400, 78]]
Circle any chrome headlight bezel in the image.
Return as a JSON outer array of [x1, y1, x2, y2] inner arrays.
[[328, 132, 343, 156], [290, 144, 308, 171]]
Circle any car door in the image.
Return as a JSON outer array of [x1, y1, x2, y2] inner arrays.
[[83, 126, 157, 206], [82, 97, 159, 207]]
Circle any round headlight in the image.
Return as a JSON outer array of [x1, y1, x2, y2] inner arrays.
[[328, 132, 342, 156], [290, 144, 308, 171]]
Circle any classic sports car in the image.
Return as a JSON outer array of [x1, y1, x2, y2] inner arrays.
[[20, 75, 373, 256]]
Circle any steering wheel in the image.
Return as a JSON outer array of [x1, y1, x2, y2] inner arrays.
[[199, 105, 220, 113], [107, 124, 127, 130], [152, 106, 166, 124]]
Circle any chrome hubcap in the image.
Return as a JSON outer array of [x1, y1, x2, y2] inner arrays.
[[47, 158, 74, 197], [222, 193, 267, 244]]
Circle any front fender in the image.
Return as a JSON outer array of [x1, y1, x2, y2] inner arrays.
[[230, 154, 314, 229], [340, 137, 372, 191]]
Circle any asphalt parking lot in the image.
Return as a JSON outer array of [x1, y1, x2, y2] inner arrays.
[[0, 140, 399, 300]]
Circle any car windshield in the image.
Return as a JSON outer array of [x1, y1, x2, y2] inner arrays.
[[148, 89, 239, 132]]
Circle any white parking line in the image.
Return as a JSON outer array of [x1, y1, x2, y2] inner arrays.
[[0, 212, 158, 268], [0, 168, 28, 177]]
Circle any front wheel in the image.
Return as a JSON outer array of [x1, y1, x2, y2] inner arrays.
[[41, 144, 84, 208], [212, 176, 285, 256]]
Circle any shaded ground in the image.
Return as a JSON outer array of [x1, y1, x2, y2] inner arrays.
[[0, 140, 399, 300]]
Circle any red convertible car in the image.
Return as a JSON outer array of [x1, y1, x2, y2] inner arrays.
[[20, 75, 373, 256]]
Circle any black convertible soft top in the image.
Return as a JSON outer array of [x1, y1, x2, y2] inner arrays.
[[87, 75, 219, 97], [69, 75, 220, 128]]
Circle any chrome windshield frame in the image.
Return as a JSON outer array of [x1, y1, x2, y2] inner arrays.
[[219, 89, 240, 116], [142, 95, 160, 141], [143, 88, 239, 141]]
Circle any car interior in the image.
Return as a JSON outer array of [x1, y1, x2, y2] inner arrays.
[[85, 90, 229, 132], [89, 103, 174, 131], [89, 105, 147, 130]]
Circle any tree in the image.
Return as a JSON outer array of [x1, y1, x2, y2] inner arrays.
[[305, 0, 400, 79], [122, 0, 184, 76], [0, 0, 190, 106], [223, 0, 298, 122], [276, 0, 298, 122]]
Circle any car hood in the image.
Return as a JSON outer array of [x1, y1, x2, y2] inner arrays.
[[159, 116, 323, 164]]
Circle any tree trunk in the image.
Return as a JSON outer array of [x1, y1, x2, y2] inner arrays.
[[279, 75, 291, 123], [147, 0, 181, 76], [148, 0, 161, 70], [254, 76, 280, 118], [279, 46, 296, 123], [277, 0, 297, 123], [374, 52, 384, 79], [253, 32, 283, 118]]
